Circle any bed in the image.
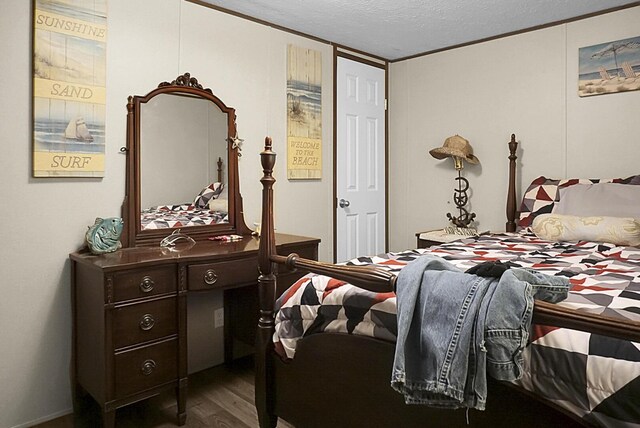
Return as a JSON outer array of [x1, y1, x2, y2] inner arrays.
[[254, 135, 640, 428], [140, 157, 230, 230]]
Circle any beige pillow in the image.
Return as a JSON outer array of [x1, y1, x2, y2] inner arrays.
[[207, 186, 228, 213], [208, 197, 228, 213], [532, 214, 640, 246]]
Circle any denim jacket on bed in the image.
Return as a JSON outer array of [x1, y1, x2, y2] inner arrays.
[[390, 255, 570, 410]]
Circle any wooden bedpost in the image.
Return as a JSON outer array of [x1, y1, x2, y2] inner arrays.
[[255, 137, 278, 428], [506, 133, 518, 232]]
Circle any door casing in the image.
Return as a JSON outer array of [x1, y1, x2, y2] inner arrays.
[[333, 48, 389, 262]]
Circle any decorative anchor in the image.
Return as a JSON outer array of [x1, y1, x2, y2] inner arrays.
[[446, 156, 476, 228]]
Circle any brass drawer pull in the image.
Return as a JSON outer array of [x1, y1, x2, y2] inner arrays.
[[139, 314, 155, 331], [139, 276, 155, 293], [203, 269, 218, 285], [141, 359, 156, 376]]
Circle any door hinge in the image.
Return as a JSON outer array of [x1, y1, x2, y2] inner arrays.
[[384, 98, 388, 110]]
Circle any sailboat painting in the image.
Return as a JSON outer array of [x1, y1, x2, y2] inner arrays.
[[33, 0, 107, 177], [65, 117, 94, 142]]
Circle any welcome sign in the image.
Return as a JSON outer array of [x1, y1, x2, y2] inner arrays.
[[287, 45, 322, 180], [33, 0, 107, 177]]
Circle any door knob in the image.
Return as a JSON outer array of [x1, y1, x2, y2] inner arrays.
[[339, 199, 350, 208]]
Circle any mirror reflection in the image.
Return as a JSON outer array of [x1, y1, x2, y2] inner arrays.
[[139, 93, 229, 230]]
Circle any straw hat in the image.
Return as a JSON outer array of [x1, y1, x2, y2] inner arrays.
[[429, 135, 479, 164]]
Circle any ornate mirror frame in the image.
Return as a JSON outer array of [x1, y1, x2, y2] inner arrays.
[[121, 73, 251, 247]]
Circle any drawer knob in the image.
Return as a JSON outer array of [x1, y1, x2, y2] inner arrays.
[[139, 314, 155, 331], [139, 276, 155, 293], [203, 269, 218, 285], [141, 359, 156, 376]]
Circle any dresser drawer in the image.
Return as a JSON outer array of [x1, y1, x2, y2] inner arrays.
[[113, 297, 177, 350], [114, 338, 177, 398], [111, 266, 177, 302], [188, 258, 259, 291]]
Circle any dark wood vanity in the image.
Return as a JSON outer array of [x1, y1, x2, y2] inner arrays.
[[70, 74, 319, 427], [71, 234, 317, 427]]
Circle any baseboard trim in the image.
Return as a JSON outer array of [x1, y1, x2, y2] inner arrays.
[[11, 408, 72, 428]]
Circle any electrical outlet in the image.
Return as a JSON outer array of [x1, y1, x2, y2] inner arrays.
[[214, 308, 224, 328]]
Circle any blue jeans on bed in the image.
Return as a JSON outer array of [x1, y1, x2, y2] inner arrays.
[[390, 255, 570, 410]]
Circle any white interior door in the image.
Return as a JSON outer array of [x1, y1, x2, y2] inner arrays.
[[336, 57, 386, 262]]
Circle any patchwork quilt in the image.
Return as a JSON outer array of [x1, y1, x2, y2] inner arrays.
[[274, 232, 640, 427], [140, 204, 228, 230]]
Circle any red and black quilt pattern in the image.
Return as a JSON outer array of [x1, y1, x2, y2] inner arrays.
[[519, 325, 640, 427], [274, 232, 640, 427], [140, 204, 228, 230]]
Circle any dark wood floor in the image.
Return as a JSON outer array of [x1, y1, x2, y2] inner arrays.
[[34, 357, 293, 428]]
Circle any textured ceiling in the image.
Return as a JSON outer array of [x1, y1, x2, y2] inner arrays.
[[197, 0, 637, 61]]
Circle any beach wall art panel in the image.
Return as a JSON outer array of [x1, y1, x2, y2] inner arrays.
[[287, 45, 322, 180], [579, 36, 640, 97], [33, 0, 107, 177]]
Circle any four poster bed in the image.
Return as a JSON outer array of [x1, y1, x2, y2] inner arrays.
[[255, 135, 640, 428]]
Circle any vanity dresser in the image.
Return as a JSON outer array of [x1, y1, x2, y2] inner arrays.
[[70, 234, 317, 427], [70, 74, 318, 427]]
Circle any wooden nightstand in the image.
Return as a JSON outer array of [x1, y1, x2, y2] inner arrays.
[[416, 228, 484, 249]]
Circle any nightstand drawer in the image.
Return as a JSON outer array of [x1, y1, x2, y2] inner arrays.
[[111, 266, 177, 302], [416, 237, 441, 249], [113, 297, 177, 349], [188, 259, 258, 291], [114, 338, 177, 398]]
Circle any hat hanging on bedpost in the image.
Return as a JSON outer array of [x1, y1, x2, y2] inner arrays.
[[429, 135, 480, 229]]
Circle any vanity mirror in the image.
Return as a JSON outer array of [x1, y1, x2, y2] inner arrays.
[[122, 73, 250, 246]]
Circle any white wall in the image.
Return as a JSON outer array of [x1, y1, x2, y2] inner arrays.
[[389, 6, 640, 252], [0, 0, 333, 426]]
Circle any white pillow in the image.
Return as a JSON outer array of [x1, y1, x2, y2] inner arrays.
[[208, 186, 228, 213], [553, 183, 640, 218], [532, 214, 640, 246]]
